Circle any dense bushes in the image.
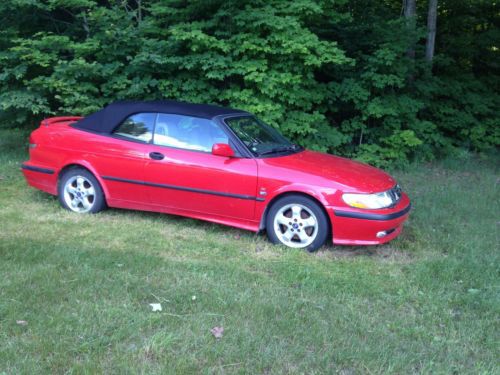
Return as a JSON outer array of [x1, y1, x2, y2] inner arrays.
[[0, 0, 498, 166]]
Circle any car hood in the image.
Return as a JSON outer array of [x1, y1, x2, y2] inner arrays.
[[262, 150, 396, 193]]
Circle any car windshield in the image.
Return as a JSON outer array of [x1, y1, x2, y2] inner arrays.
[[224, 116, 302, 157]]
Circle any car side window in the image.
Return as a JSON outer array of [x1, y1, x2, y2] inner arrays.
[[113, 113, 156, 143], [153, 113, 228, 152]]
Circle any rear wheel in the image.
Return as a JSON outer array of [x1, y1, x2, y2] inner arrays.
[[266, 195, 329, 252], [58, 168, 106, 214]]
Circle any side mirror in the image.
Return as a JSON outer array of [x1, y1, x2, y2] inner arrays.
[[212, 143, 235, 158]]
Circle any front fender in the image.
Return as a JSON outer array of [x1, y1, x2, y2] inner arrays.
[[257, 183, 338, 230], [266, 183, 335, 206]]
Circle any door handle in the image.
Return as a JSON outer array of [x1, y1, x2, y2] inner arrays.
[[149, 152, 165, 160]]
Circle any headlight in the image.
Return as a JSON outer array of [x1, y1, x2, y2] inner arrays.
[[342, 186, 401, 209]]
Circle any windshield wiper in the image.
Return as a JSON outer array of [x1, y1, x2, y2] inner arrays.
[[257, 144, 301, 156]]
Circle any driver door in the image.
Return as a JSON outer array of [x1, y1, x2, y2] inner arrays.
[[144, 113, 259, 221]]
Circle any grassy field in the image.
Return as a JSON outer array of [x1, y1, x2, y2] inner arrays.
[[0, 128, 498, 374]]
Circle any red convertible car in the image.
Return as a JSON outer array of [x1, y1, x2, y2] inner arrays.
[[22, 100, 411, 251]]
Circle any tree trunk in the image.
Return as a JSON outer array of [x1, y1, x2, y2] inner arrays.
[[425, 0, 438, 63], [83, 13, 90, 38], [136, 0, 142, 23], [404, 0, 417, 59]]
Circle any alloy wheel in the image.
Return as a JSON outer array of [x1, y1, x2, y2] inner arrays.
[[63, 175, 96, 213], [273, 203, 318, 248]]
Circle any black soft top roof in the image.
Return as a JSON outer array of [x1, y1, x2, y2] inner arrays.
[[73, 100, 248, 134]]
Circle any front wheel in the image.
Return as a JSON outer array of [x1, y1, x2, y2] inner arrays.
[[58, 168, 106, 214], [266, 195, 329, 252]]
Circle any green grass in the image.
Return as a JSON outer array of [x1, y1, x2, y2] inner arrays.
[[0, 128, 498, 374]]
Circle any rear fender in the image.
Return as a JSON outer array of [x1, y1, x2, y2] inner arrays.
[[58, 159, 110, 199]]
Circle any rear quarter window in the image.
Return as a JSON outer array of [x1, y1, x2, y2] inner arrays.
[[113, 113, 156, 143]]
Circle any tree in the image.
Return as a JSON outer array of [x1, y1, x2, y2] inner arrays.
[[403, 0, 417, 59], [0, 0, 498, 165], [426, 0, 438, 63]]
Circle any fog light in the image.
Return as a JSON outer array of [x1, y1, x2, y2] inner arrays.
[[376, 228, 397, 238]]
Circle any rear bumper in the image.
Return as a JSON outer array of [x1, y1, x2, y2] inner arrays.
[[327, 199, 411, 246], [21, 163, 58, 195]]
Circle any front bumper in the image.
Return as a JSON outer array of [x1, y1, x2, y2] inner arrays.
[[327, 194, 411, 245]]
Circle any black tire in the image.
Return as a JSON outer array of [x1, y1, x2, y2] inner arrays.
[[58, 167, 106, 214], [265, 194, 329, 252]]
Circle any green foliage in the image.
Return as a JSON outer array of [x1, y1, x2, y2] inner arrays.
[[356, 130, 423, 169], [0, 0, 498, 165]]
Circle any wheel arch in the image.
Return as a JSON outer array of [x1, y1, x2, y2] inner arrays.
[[58, 162, 109, 200], [259, 191, 332, 239]]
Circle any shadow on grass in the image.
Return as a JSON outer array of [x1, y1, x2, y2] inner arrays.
[[320, 245, 414, 263], [30, 189, 415, 262]]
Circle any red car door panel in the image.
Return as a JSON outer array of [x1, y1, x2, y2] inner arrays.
[[144, 145, 258, 221]]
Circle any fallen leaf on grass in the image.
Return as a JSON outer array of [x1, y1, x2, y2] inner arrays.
[[210, 326, 224, 339], [16, 320, 28, 326], [149, 303, 162, 312]]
